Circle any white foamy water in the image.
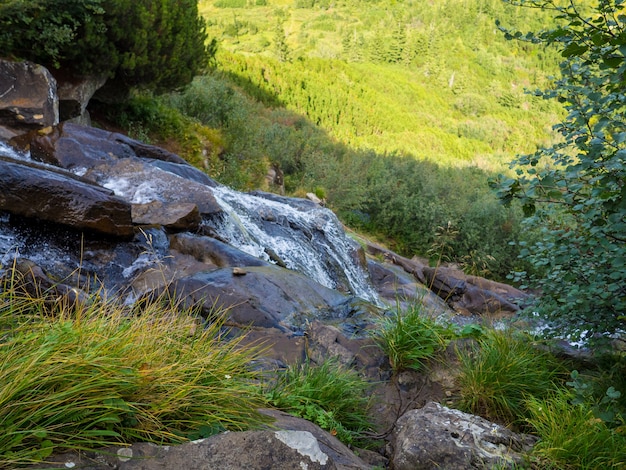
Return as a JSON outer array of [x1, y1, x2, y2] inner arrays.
[[208, 186, 380, 304]]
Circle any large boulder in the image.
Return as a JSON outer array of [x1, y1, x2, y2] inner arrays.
[[0, 59, 58, 139], [28, 410, 373, 470], [53, 70, 108, 124], [0, 156, 134, 238], [159, 265, 351, 330], [390, 402, 536, 470]]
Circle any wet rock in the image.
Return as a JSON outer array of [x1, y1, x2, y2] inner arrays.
[[0, 59, 58, 139], [0, 157, 133, 237], [132, 201, 201, 231], [160, 265, 349, 330], [144, 158, 218, 187], [390, 402, 536, 470], [169, 232, 270, 268], [29, 122, 135, 169], [84, 158, 222, 216], [3, 258, 90, 307], [367, 260, 451, 315]]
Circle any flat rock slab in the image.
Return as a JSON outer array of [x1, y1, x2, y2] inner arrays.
[[28, 410, 374, 470], [162, 265, 349, 330], [0, 157, 133, 238]]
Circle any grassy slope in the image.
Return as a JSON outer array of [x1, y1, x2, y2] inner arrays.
[[200, 0, 563, 172]]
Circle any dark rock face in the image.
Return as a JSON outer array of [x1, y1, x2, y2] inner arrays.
[[0, 59, 59, 139], [390, 402, 536, 470], [162, 265, 349, 330], [0, 157, 133, 238], [53, 71, 107, 123]]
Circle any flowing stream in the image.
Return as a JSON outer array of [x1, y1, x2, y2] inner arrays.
[[0, 141, 380, 304], [205, 186, 380, 304]]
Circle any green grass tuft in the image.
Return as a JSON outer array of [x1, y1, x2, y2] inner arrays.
[[0, 286, 268, 468], [526, 389, 626, 469], [265, 359, 374, 446], [456, 329, 564, 425], [373, 303, 450, 373]]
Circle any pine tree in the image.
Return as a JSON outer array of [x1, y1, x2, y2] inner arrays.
[[274, 21, 291, 63]]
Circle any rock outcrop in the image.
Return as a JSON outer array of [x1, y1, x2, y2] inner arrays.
[[390, 402, 536, 470], [0, 155, 133, 238], [29, 410, 372, 470], [0, 59, 59, 139]]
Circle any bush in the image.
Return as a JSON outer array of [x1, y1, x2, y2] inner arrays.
[[456, 329, 564, 425], [265, 359, 373, 446], [494, 0, 626, 340], [0, 285, 267, 468], [0, 0, 211, 93]]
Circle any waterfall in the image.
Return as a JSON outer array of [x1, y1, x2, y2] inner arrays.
[[206, 186, 380, 304], [1, 139, 380, 304]]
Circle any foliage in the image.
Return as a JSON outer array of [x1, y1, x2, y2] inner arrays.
[[0, 282, 267, 468], [373, 304, 450, 372], [493, 0, 626, 340], [526, 388, 626, 469], [0, 0, 211, 93], [265, 359, 373, 446], [456, 329, 564, 425], [92, 92, 226, 174]]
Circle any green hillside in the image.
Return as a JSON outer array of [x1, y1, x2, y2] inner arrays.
[[200, 0, 563, 170], [109, 0, 566, 279]]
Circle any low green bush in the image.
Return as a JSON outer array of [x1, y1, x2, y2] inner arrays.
[[265, 359, 373, 446], [456, 329, 564, 425]]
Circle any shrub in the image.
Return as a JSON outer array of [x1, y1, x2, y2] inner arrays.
[[456, 329, 564, 425], [0, 286, 267, 468], [0, 0, 211, 93], [373, 304, 449, 373], [494, 0, 626, 340], [265, 359, 373, 446]]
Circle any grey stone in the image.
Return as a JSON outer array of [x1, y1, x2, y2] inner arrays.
[[390, 402, 536, 470]]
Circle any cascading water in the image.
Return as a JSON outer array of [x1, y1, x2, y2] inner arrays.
[[1, 139, 380, 304], [205, 186, 381, 304]]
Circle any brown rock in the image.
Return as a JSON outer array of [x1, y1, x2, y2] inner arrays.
[[0, 157, 133, 237], [132, 201, 201, 231], [0, 59, 58, 139]]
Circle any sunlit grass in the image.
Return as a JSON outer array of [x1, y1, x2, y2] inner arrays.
[[0, 280, 268, 468], [372, 303, 450, 373]]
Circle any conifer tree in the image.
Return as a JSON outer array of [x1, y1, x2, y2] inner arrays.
[[274, 21, 291, 63], [0, 0, 211, 93]]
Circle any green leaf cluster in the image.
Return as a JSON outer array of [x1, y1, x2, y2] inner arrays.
[[494, 0, 626, 340], [0, 0, 211, 93], [265, 359, 373, 446]]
